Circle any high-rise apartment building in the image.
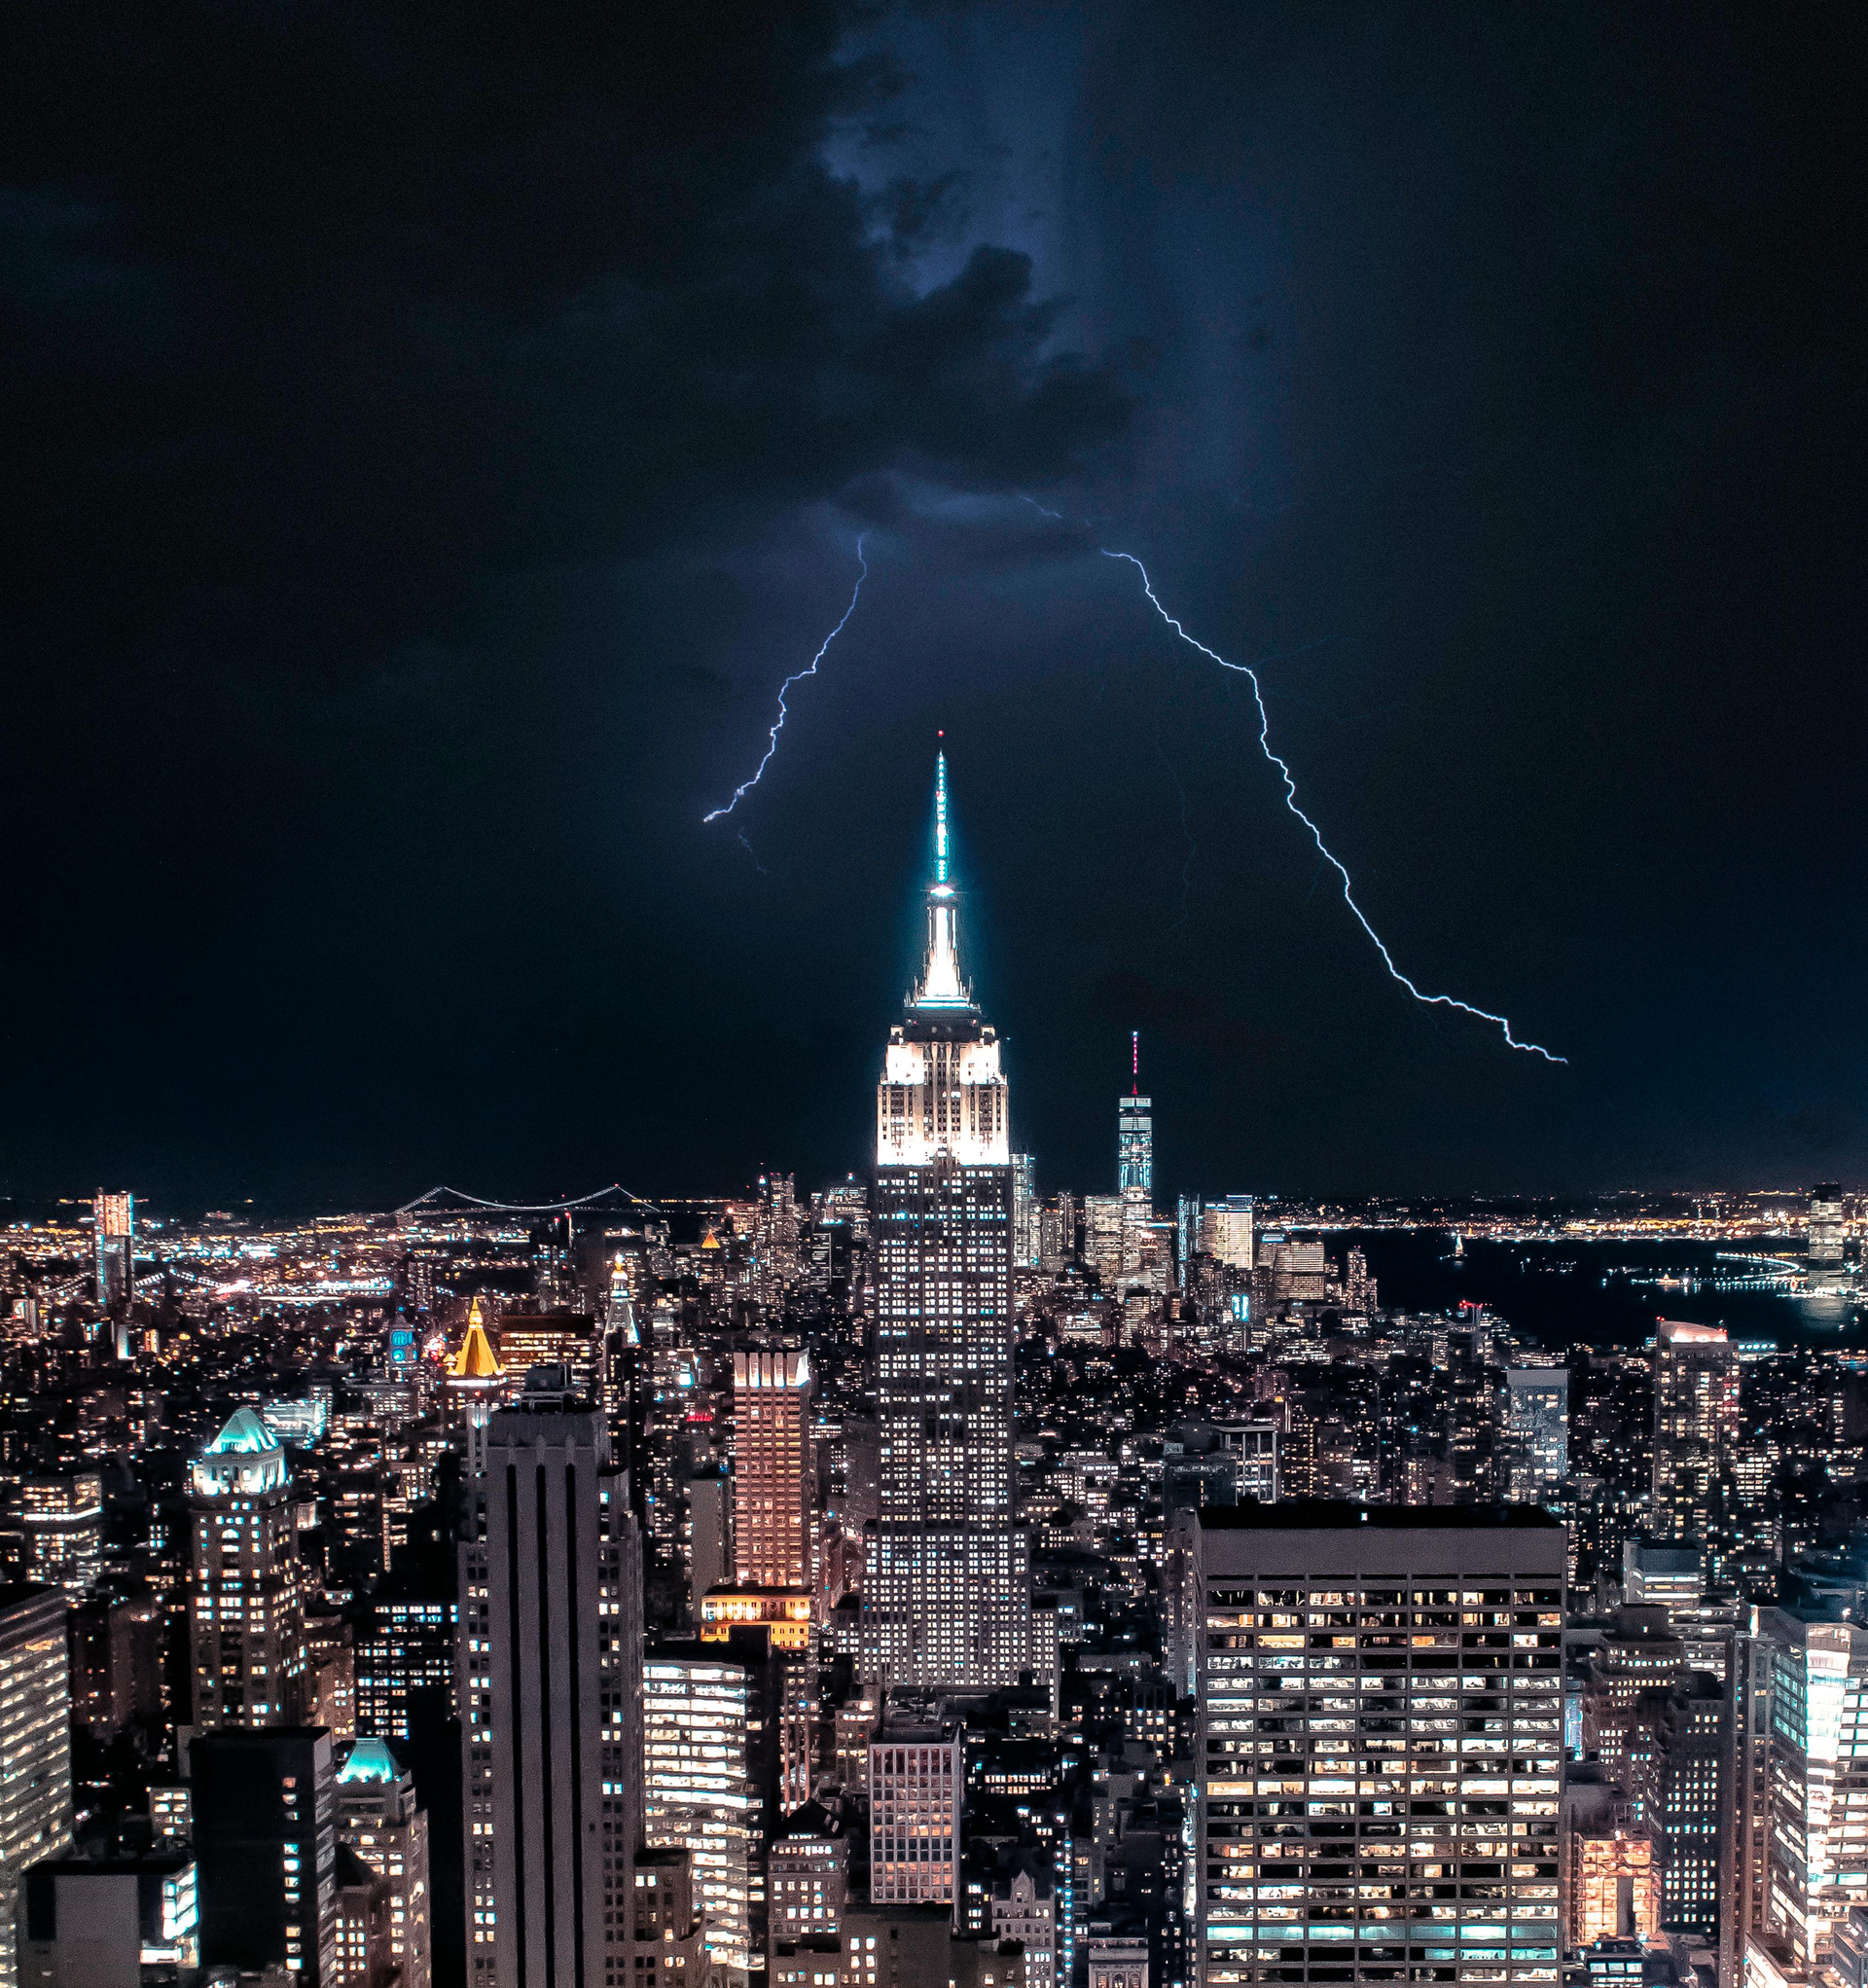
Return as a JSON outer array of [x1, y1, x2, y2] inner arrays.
[[460, 1388, 643, 1988], [92, 1190, 134, 1319], [336, 1739, 432, 1988], [188, 1407, 306, 1727], [1183, 1501, 1565, 1988], [735, 1351, 813, 1590], [1651, 1322, 1740, 1555], [1809, 1185, 1846, 1267], [1503, 1372, 1568, 1505], [869, 1728, 963, 1907], [192, 1725, 339, 1986], [0, 1587, 72, 1988], [866, 757, 1028, 1691]]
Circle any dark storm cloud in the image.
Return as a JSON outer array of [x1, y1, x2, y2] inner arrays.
[[0, 1, 1127, 671], [4, 0, 1867, 1209]]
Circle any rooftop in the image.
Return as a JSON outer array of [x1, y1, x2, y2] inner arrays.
[[1196, 1500, 1564, 1531]]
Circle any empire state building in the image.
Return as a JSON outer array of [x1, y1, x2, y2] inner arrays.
[[865, 754, 1030, 1689]]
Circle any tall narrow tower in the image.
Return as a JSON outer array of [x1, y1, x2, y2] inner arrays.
[[1117, 1031, 1152, 1213], [866, 754, 1029, 1689]]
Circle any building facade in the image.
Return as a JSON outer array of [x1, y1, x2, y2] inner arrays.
[[866, 755, 1029, 1691], [869, 1733, 963, 1908], [0, 1587, 72, 1988], [192, 1725, 340, 1986], [188, 1406, 306, 1728], [460, 1390, 643, 1988], [1183, 1502, 1565, 1988], [336, 1738, 432, 1988], [735, 1351, 813, 1590]]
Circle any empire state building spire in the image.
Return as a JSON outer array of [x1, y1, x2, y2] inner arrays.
[[913, 751, 971, 1011]]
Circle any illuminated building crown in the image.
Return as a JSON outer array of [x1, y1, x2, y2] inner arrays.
[[877, 752, 1009, 1167]]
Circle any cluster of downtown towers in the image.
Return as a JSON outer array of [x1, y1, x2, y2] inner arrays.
[[449, 763, 1566, 1988]]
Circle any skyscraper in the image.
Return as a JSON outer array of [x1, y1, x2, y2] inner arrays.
[[0, 1586, 72, 1988], [734, 1350, 813, 1590], [1744, 1608, 1868, 1988], [1183, 1501, 1565, 1988], [1809, 1184, 1846, 1268], [1117, 1036, 1152, 1212], [192, 1725, 339, 1986], [1650, 1321, 1740, 1557], [92, 1189, 133, 1320], [866, 755, 1028, 1690], [188, 1407, 306, 1727], [641, 1640, 778, 1975], [1012, 1155, 1040, 1271], [868, 1724, 963, 1908], [460, 1385, 643, 1988], [1504, 1370, 1569, 1504], [335, 1738, 432, 1988]]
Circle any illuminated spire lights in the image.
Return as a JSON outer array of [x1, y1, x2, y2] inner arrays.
[[913, 750, 972, 1012]]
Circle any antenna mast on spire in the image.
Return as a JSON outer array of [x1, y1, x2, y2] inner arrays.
[[1132, 1030, 1139, 1096]]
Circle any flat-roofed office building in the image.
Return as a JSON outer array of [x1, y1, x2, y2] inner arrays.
[[1184, 1502, 1565, 1988]]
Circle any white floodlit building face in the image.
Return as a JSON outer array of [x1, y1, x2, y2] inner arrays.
[[1194, 1530, 1565, 1988], [869, 1741, 962, 1904], [642, 1663, 757, 1970]]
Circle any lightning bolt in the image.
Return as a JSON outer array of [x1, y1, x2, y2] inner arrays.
[[702, 534, 870, 823], [1102, 548, 1564, 1062]]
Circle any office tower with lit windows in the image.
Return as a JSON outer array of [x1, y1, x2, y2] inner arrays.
[[0, 1586, 72, 1988], [18, 1473, 103, 1602], [92, 1189, 133, 1319], [192, 1725, 339, 1987], [1743, 1609, 1868, 1988], [356, 1591, 456, 1744], [735, 1351, 813, 1590], [1626, 1672, 1725, 1949], [867, 756, 1028, 1691], [336, 1739, 432, 1988], [868, 1728, 963, 1907], [1809, 1185, 1846, 1267], [641, 1637, 784, 1977], [1650, 1322, 1740, 1557], [460, 1384, 642, 1988], [1202, 1197, 1256, 1271], [1012, 1155, 1039, 1270], [1503, 1372, 1568, 1505], [1184, 1502, 1565, 1988], [188, 1408, 306, 1727]]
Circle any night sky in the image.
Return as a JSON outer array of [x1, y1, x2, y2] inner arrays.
[[4, 4, 1865, 1210]]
